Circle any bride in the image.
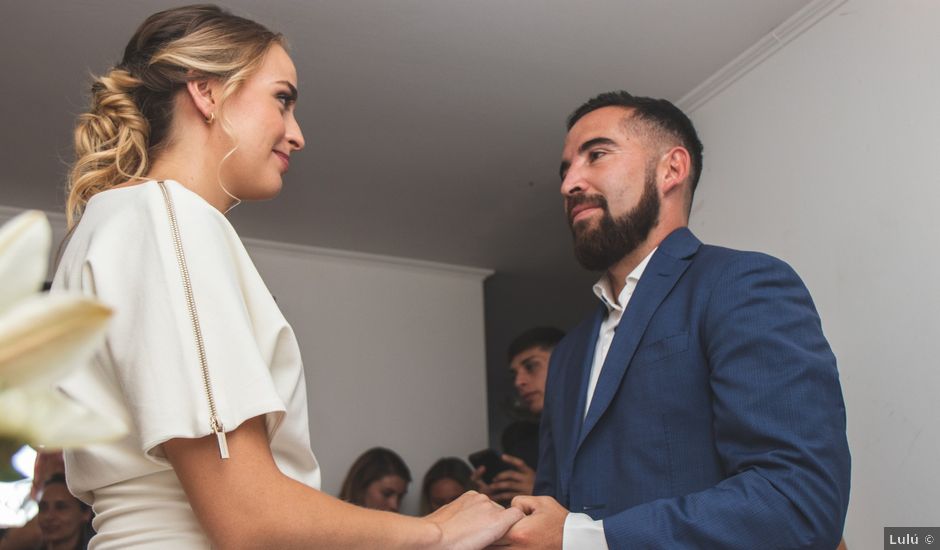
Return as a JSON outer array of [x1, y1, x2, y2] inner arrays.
[[53, 5, 521, 548]]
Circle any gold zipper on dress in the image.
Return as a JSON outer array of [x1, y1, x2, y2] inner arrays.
[[157, 181, 229, 459]]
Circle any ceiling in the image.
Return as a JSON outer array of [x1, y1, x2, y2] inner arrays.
[[0, 0, 812, 279]]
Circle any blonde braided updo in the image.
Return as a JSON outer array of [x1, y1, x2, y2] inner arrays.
[[66, 4, 283, 227]]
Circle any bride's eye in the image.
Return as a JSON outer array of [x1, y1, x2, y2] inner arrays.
[[276, 93, 295, 107]]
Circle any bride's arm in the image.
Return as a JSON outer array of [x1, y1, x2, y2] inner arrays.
[[165, 415, 520, 550]]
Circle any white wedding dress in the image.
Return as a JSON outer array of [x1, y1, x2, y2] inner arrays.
[[54, 180, 320, 549]]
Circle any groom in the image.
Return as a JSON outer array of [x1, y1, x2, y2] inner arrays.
[[499, 91, 850, 549]]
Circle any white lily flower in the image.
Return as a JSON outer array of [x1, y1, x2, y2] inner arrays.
[[0, 211, 125, 452], [0, 211, 49, 313], [0, 294, 112, 390], [0, 386, 125, 447]]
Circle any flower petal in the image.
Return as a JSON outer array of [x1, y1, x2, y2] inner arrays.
[[0, 211, 51, 313], [0, 294, 111, 388], [0, 386, 126, 448]]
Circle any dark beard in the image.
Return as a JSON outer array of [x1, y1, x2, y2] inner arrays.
[[568, 166, 660, 272]]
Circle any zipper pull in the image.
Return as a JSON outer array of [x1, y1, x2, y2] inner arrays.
[[213, 420, 229, 460], [216, 430, 229, 460]]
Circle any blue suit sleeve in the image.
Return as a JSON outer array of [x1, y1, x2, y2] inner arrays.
[[601, 253, 850, 549]]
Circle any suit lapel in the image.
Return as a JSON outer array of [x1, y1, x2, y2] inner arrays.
[[559, 305, 605, 493], [575, 228, 700, 452]]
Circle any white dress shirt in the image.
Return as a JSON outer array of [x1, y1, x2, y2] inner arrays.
[[562, 249, 656, 549]]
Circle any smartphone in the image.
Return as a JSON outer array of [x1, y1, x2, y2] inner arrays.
[[468, 448, 513, 484]]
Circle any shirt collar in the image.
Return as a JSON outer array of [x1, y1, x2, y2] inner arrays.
[[592, 247, 657, 313]]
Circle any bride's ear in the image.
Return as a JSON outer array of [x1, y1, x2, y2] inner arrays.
[[185, 79, 216, 123]]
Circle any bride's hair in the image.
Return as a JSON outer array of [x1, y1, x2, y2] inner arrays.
[[66, 4, 283, 227]]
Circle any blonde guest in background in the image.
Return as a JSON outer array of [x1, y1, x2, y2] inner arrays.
[[52, 5, 520, 549]]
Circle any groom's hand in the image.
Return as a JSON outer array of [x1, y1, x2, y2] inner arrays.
[[489, 495, 566, 549]]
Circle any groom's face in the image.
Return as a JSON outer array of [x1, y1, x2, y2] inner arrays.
[[560, 106, 662, 271]]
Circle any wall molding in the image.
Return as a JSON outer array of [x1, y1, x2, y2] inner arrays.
[[678, 0, 848, 113], [0, 204, 492, 281], [243, 235, 493, 280]]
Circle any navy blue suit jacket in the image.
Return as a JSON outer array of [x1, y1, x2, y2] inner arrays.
[[535, 228, 850, 549]]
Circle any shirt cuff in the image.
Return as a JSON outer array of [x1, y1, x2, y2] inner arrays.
[[563, 512, 608, 550]]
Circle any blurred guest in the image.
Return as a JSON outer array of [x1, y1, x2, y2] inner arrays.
[[36, 474, 92, 550], [0, 520, 40, 550], [420, 458, 474, 515], [1, 452, 67, 550], [31, 453, 64, 502], [0, 473, 94, 550], [474, 327, 564, 503], [339, 448, 411, 513]]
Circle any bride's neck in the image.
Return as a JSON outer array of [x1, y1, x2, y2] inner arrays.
[[145, 150, 236, 213]]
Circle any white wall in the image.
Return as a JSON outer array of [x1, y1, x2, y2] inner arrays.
[[247, 240, 491, 515], [683, 0, 940, 545], [0, 206, 491, 516]]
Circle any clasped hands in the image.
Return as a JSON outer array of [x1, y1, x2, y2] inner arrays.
[[423, 491, 564, 550], [427, 454, 565, 549], [467, 454, 565, 549], [487, 495, 567, 550]]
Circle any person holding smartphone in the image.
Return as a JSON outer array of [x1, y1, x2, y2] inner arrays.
[[472, 327, 564, 504]]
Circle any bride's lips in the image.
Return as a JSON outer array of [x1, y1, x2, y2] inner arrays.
[[273, 150, 290, 171]]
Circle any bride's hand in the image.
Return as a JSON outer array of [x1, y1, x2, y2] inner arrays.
[[425, 490, 523, 550]]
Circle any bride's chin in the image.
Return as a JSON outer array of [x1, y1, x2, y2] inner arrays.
[[231, 180, 284, 202]]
